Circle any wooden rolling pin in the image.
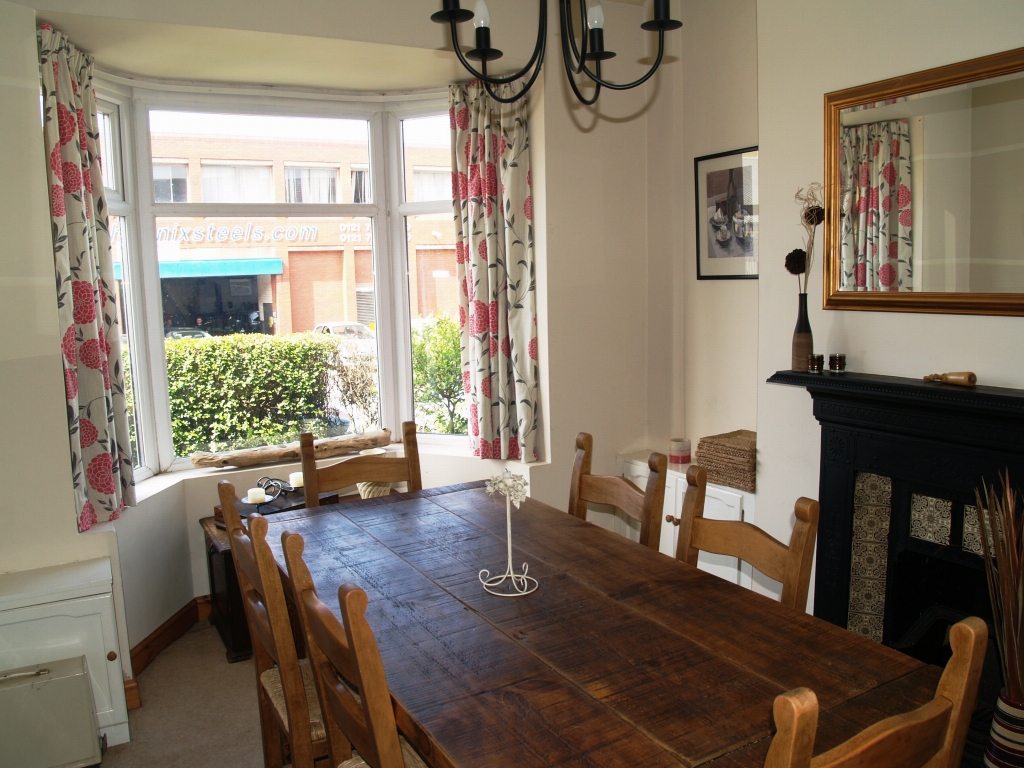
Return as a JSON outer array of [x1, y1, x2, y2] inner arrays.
[[923, 372, 977, 387]]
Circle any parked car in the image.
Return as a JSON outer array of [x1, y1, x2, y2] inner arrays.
[[312, 322, 377, 355], [165, 328, 212, 340]]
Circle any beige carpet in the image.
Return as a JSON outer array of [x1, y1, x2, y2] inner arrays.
[[102, 621, 265, 767]]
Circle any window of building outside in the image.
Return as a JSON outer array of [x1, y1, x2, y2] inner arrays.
[[351, 164, 370, 204], [100, 92, 465, 476], [153, 163, 188, 202]]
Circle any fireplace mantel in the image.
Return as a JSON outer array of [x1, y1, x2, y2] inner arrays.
[[768, 370, 1024, 451], [768, 369, 1024, 629]]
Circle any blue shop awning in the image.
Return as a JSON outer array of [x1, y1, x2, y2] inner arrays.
[[112, 258, 283, 281]]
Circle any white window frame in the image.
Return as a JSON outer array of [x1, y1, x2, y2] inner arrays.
[[95, 77, 458, 474], [151, 161, 189, 203]]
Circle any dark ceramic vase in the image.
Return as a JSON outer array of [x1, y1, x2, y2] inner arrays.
[[986, 688, 1024, 767], [792, 292, 813, 372]]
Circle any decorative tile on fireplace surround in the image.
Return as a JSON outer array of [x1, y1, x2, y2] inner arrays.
[[848, 473, 892, 643], [910, 494, 951, 546]]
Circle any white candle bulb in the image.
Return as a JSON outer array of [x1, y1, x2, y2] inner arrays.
[[473, 0, 490, 28], [289, 472, 304, 488], [587, 1, 604, 30]]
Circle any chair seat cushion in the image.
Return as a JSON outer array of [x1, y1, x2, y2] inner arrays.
[[260, 658, 326, 742], [338, 736, 429, 768]]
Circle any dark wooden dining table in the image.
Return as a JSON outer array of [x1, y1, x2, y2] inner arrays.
[[264, 481, 940, 768]]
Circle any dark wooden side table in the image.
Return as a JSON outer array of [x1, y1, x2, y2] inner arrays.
[[201, 489, 344, 662], [201, 516, 253, 662]]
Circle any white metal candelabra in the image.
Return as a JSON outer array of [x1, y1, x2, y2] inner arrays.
[[479, 471, 538, 597]]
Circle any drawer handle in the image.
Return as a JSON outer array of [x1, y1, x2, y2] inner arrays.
[[107, 651, 118, 662], [666, 514, 681, 526]]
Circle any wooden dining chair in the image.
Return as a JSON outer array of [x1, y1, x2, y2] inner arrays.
[[674, 483, 819, 609], [299, 423, 422, 509], [568, 432, 668, 551], [281, 530, 429, 768], [764, 616, 987, 768], [218, 481, 328, 768]]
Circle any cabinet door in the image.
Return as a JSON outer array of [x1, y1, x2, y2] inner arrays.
[[0, 594, 126, 728]]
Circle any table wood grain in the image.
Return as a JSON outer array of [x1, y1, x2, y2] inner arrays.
[[265, 482, 939, 768]]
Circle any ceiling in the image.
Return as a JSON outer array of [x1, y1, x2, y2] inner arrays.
[[36, 12, 466, 93]]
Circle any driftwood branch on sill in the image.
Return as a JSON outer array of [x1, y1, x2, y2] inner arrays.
[[189, 429, 392, 469]]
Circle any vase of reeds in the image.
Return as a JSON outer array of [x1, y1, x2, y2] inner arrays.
[[975, 472, 1024, 768], [787, 185, 824, 372]]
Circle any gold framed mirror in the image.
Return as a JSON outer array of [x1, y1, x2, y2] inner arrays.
[[823, 47, 1024, 315]]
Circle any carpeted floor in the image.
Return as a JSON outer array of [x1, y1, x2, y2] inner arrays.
[[102, 621, 265, 767]]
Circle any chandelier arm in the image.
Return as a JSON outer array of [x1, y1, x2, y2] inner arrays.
[[447, 1, 548, 86], [558, 0, 589, 75], [482, 27, 546, 104], [580, 29, 665, 90], [558, 13, 601, 106]]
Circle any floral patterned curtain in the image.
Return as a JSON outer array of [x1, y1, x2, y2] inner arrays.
[[39, 25, 135, 530], [839, 120, 913, 291], [450, 82, 540, 462]]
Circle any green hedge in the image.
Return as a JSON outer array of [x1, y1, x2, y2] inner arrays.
[[166, 333, 346, 456]]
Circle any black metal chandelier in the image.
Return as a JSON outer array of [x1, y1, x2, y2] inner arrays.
[[431, 0, 681, 104]]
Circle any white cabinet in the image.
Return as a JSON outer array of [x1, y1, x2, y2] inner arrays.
[[618, 452, 755, 590], [0, 558, 129, 746]]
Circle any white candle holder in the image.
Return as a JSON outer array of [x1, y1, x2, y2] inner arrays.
[[479, 471, 537, 597]]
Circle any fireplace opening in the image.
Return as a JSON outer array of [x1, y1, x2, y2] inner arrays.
[[848, 473, 1002, 768]]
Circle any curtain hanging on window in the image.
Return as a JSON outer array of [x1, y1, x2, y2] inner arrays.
[[839, 120, 913, 291], [39, 25, 135, 530], [450, 81, 540, 462]]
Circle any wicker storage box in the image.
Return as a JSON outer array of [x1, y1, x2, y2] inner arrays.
[[695, 430, 756, 493]]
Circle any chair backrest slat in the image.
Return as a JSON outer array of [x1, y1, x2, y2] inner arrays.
[[675, 473, 819, 610], [763, 617, 988, 768], [218, 481, 315, 764], [301, 422, 422, 508], [282, 531, 406, 768], [568, 432, 667, 551]]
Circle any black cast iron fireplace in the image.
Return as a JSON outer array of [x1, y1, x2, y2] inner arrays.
[[768, 370, 1024, 767]]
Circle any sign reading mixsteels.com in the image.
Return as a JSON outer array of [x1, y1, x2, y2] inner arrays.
[[155, 221, 373, 245]]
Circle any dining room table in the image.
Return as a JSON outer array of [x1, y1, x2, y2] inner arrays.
[[263, 481, 941, 768]]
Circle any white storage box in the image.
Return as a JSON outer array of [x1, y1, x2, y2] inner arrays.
[[0, 656, 102, 768]]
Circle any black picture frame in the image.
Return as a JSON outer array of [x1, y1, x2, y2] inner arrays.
[[695, 146, 759, 280]]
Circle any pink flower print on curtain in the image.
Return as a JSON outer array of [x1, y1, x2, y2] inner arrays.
[[839, 119, 913, 292], [39, 24, 135, 531], [450, 80, 540, 462]]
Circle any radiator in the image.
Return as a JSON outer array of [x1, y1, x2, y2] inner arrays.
[[0, 656, 102, 768]]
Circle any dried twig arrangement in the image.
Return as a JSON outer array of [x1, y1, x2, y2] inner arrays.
[[794, 183, 825, 294], [975, 470, 1023, 701]]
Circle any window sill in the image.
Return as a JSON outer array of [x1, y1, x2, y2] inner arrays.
[[131, 437, 480, 502]]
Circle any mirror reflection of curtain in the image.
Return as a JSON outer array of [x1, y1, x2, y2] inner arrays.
[[839, 120, 913, 291]]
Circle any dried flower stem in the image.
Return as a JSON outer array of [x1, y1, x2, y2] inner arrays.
[[975, 470, 1024, 701], [795, 183, 824, 294]]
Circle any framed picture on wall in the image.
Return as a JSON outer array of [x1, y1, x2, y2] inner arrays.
[[695, 147, 759, 280]]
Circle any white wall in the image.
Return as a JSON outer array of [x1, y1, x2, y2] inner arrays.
[[756, 0, 1024, 610], [678, 0, 759, 449], [0, 0, 131, 665]]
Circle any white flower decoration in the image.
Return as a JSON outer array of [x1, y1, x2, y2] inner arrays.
[[486, 470, 528, 508]]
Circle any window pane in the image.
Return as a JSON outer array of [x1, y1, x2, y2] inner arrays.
[[285, 167, 338, 204], [402, 116, 452, 202], [406, 212, 466, 434], [109, 216, 143, 467], [149, 111, 372, 203], [154, 215, 381, 456], [96, 109, 120, 193]]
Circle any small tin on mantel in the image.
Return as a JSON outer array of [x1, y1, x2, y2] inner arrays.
[[828, 353, 847, 373], [808, 354, 825, 374]]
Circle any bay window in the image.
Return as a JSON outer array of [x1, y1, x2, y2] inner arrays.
[[98, 80, 464, 475]]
